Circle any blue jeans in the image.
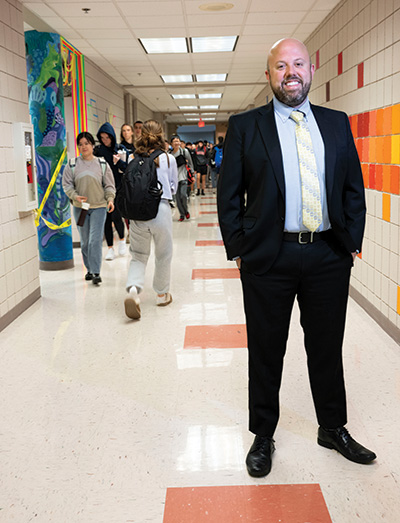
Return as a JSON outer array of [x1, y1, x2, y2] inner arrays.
[[210, 166, 220, 188], [73, 206, 107, 275]]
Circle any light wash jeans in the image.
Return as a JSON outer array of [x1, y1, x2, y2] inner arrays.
[[126, 200, 173, 295], [73, 206, 107, 275]]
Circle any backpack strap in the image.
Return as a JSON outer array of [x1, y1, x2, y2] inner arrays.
[[69, 158, 77, 175]]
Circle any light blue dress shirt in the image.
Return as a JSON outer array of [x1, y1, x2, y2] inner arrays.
[[273, 97, 331, 233]]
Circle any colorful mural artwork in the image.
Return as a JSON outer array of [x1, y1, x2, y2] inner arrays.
[[25, 30, 73, 265]]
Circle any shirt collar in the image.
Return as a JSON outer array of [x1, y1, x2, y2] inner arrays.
[[273, 97, 311, 123]]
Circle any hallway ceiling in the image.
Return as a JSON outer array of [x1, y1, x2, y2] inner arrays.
[[22, 0, 341, 123]]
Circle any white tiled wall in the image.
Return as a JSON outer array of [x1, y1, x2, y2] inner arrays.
[[0, 0, 40, 328]]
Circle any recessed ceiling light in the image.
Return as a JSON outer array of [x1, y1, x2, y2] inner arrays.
[[201, 117, 216, 121], [199, 105, 219, 109], [171, 94, 196, 99], [191, 36, 238, 53], [198, 93, 222, 99], [186, 118, 201, 121], [178, 106, 198, 110], [196, 74, 227, 82], [184, 113, 200, 116], [199, 2, 234, 11], [161, 75, 193, 83], [201, 113, 217, 115], [140, 38, 188, 54]]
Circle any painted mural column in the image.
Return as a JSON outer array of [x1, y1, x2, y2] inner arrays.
[[25, 30, 74, 270]]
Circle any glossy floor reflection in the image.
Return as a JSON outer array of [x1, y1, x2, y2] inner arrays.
[[0, 192, 399, 522]]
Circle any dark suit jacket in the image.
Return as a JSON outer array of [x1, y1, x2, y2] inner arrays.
[[217, 100, 366, 274]]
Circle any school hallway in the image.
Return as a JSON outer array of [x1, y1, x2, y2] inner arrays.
[[0, 192, 399, 523]]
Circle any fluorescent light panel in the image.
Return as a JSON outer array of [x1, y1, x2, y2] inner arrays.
[[198, 93, 222, 99], [140, 38, 188, 54], [196, 74, 227, 82], [183, 113, 200, 116], [178, 105, 198, 110], [199, 105, 219, 109], [202, 117, 216, 121], [172, 94, 196, 99], [161, 75, 193, 83], [191, 36, 238, 53]]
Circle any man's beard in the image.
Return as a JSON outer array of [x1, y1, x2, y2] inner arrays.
[[271, 76, 311, 107]]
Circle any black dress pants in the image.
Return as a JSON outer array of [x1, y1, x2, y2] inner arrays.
[[240, 237, 353, 437], [104, 207, 125, 247]]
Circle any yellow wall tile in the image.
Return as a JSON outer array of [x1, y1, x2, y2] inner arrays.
[[382, 193, 391, 222], [392, 135, 400, 164], [397, 286, 400, 315]]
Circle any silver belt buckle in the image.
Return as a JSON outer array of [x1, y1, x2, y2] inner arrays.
[[298, 231, 313, 244]]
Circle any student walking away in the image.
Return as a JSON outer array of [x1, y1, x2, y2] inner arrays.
[[95, 122, 127, 260], [186, 142, 197, 197], [124, 120, 178, 320], [210, 136, 224, 193], [170, 135, 194, 221], [217, 37, 376, 478], [62, 132, 115, 285], [195, 140, 208, 195]]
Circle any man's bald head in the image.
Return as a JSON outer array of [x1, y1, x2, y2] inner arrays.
[[266, 38, 311, 74]]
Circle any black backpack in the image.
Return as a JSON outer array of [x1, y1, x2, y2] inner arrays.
[[116, 149, 164, 221]]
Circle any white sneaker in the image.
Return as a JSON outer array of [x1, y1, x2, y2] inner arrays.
[[118, 238, 127, 256], [124, 287, 141, 319], [156, 292, 173, 307], [105, 248, 115, 261]]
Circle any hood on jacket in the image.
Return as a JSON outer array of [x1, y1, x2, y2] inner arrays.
[[97, 122, 117, 150]]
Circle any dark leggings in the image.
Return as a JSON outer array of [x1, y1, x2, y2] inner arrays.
[[104, 207, 125, 246]]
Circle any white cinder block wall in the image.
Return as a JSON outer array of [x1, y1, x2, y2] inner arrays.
[[254, 0, 400, 341], [0, 0, 41, 331]]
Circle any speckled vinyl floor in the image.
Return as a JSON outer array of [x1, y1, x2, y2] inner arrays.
[[0, 192, 399, 522]]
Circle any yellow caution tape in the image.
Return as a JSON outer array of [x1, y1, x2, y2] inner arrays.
[[35, 147, 70, 230]]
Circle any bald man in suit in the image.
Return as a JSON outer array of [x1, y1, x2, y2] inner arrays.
[[217, 38, 376, 477]]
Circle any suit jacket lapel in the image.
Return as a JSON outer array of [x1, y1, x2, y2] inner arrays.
[[256, 102, 285, 198], [311, 104, 336, 201]]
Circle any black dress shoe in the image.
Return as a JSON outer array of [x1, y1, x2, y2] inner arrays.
[[318, 426, 376, 464], [246, 435, 275, 477], [85, 272, 93, 281], [92, 274, 102, 285]]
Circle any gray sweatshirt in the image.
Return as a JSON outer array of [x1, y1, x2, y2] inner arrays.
[[62, 156, 115, 208]]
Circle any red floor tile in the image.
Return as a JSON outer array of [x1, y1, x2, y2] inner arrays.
[[199, 211, 217, 214], [195, 240, 224, 246], [198, 223, 219, 227], [163, 484, 332, 523], [192, 268, 239, 279], [184, 324, 247, 349]]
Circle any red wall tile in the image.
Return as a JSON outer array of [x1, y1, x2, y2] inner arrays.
[[358, 62, 364, 88], [338, 52, 343, 75], [391, 166, 400, 195], [375, 165, 383, 191], [316, 49, 320, 69]]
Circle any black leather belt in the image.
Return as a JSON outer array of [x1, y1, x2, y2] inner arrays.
[[283, 230, 331, 244]]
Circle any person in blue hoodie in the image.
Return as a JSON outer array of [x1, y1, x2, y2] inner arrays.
[[94, 122, 128, 260]]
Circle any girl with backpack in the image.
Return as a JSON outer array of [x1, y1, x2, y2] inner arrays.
[[124, 120, 178, 320]]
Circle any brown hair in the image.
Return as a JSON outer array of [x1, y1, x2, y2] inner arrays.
[[120, 123, 134, 142], [134, 120, 165, 156]]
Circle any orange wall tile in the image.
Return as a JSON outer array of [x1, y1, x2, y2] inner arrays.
[[376, 136, 384, 163], [375, 165, 383, 191], [369, 137, 377, 163], [383, 136, 392, 164], [383, 107, 392, 135], [392, 104, 400, 134], [362, 164, 369, 188], [382, 193, 391, 222], [369, 110, 377, 136], [376, 109, 384, 136], [382, 165, 391, 192]]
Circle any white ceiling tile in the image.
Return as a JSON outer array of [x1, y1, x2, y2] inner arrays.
[[246, 11, 308, 25], [119, 2, 183, 16], [242, 24, 297, 35], [78, 29, 133, 39], [51, 3, 121, 17], [24, 3, 58, 16], [249, 0, 314, 11], [126, 15, 185, 29], [61, 16, 127, 30], [187, 13, 245, 28]]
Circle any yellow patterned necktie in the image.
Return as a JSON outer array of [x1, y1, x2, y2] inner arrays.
[[290, 110, 322, 232]]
